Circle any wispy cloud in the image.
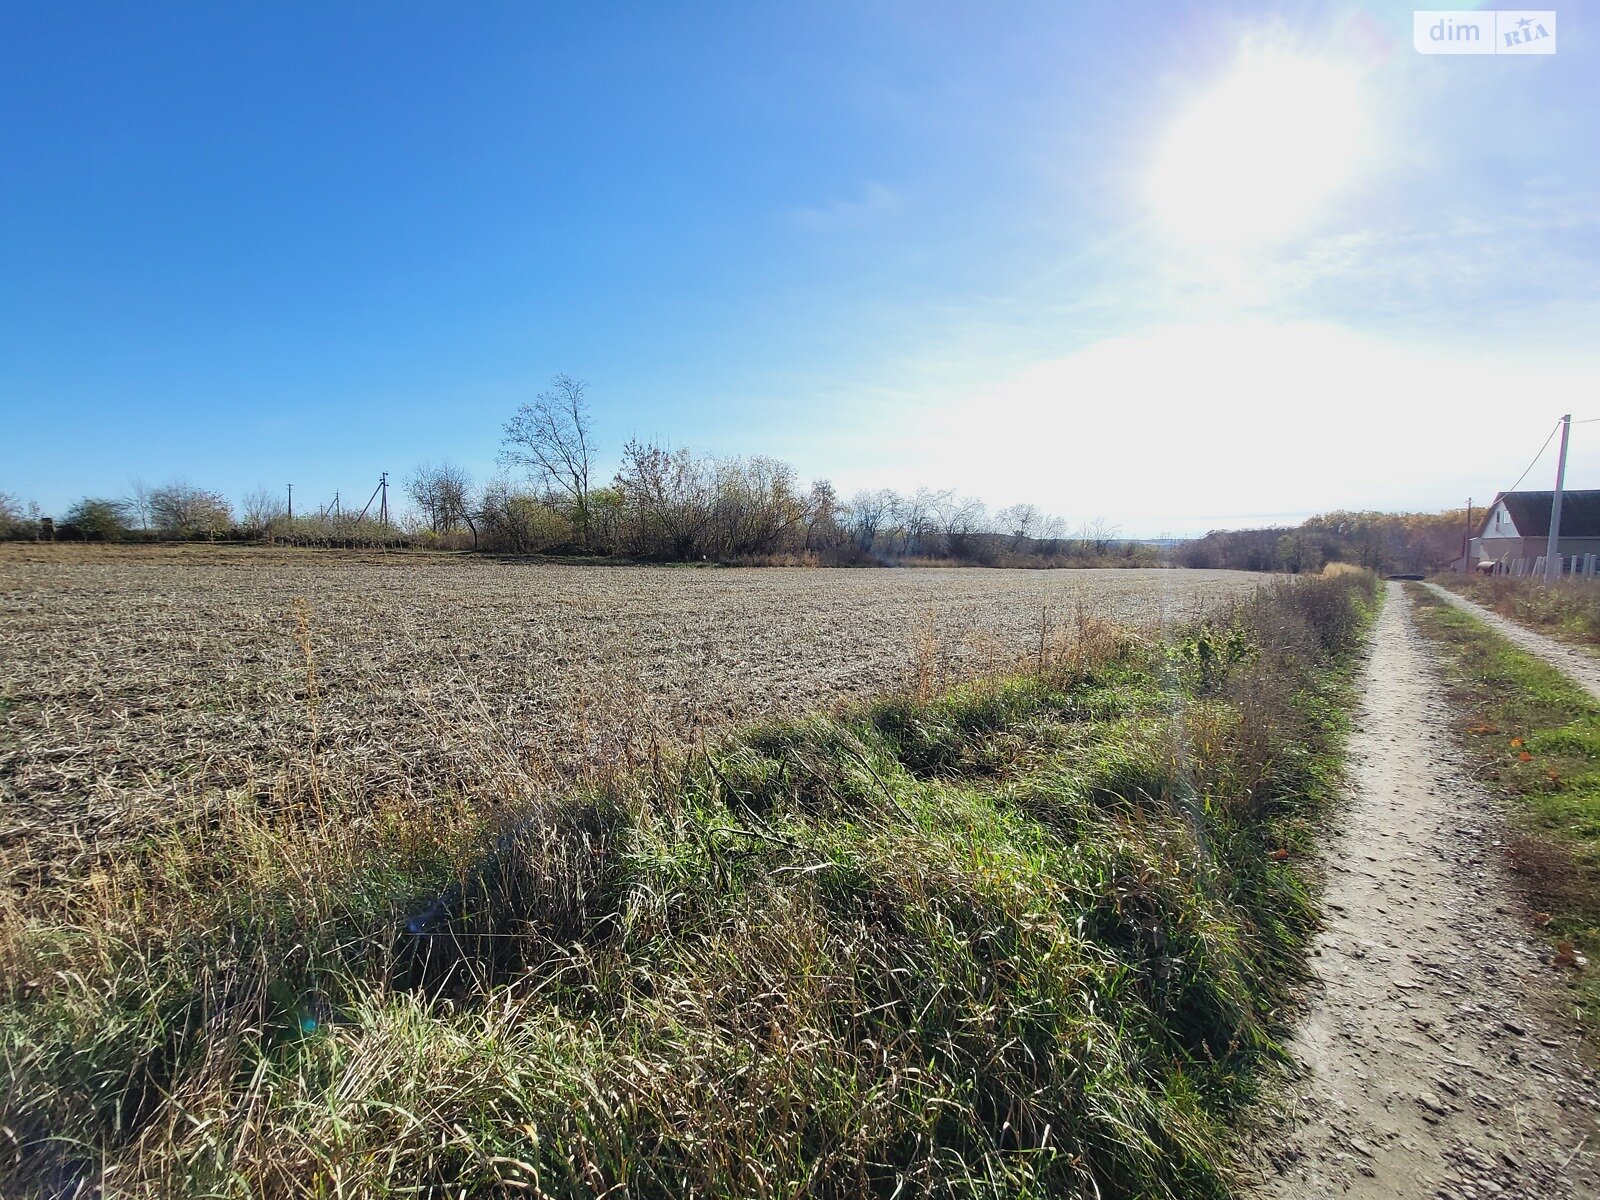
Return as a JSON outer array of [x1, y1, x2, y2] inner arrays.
[[785, 182, 903, 230], [1222, 194, 1600, 348], [1108, 176, 1600, 353]]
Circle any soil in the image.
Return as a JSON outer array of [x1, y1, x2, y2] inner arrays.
[[0, 545, 1258, 898], [1252, 582, 1600, 1198]]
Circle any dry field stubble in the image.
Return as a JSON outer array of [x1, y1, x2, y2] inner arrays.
[[0, 543, 1260, 903]]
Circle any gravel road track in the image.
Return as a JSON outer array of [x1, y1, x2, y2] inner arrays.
[[1253, 583, 1600, 1199]]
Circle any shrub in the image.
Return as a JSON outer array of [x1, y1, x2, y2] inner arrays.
[[0, 493, 45, 540], [150, 483, 233, 539], [478, 488, 573, 553], [60, 497, 130, 541]]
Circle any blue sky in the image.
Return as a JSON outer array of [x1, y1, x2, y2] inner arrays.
[[3, 2, 1596, 535]]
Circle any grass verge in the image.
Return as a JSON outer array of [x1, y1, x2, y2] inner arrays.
[[1434, 573, 1600, 652], [1408, 583, 1600, 1040], [0, 572, 1377, 1199]]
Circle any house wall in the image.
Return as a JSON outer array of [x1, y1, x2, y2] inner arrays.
[[1484, 502, 1517, 539], [1474, 535, 1600, 562], [1475, 534, 1524, 560]]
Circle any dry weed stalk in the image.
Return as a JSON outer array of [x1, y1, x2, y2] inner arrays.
[[291, 596, 322, 808], [910, 604, 943, 702]]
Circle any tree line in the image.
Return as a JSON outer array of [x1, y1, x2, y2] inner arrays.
[[1, 376, 1151, 566], [0, 482, 238, 542], [1, 376, 1475, 574], [1178, 509, 1471, 575]]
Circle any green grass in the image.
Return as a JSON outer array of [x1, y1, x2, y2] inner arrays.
[[0, 573, 1378, 1199], [1408, 583, 1600, 1038]]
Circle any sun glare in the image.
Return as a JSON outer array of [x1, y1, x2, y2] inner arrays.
[[1147, 51, 1368, 248]]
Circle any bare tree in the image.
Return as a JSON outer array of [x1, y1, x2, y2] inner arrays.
[[1033, 512, 1067, 556], [612, 439, 717, 559], [1075, 517, 1119, 556], [996, 503, 1040, 551], [240, 487, 286, 533], [895, 487, 948, 557], [501, 375, 596, 549], [934, 493, 987, 559], [406, 461, 475, 538], [802, 479, 840, 553], [845, 488, 895, 555], [123, 479, 154, 531]]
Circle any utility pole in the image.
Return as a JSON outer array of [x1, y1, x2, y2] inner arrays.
[[1546, 413, 1572, 581], [287, 483, 293, 520], [380, 472, 389, 527], [1461, 497, 1473, 574]]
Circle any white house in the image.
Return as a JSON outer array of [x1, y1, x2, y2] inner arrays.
[[1470, 490, 1600, 568]]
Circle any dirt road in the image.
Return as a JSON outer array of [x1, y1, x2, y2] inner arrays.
[[1254, 582, 1600, 1199], [1423, 583, 1600, 703]]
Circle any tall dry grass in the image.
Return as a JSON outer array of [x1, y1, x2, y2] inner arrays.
[[1441, 572, 1600, 649]]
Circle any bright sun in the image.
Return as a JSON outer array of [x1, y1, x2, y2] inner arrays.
[[1147, 51, 1368, 248]]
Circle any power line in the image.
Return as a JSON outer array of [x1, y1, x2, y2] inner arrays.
[[1501, 420, 1561, 496]]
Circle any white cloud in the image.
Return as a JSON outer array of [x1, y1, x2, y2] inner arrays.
[[785, 182, 903, 230]]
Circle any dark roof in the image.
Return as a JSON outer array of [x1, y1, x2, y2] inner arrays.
[[1482, 490, 1600, 538]]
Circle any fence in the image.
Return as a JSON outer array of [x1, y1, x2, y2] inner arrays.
[[1486, 555, 1600, 579]]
